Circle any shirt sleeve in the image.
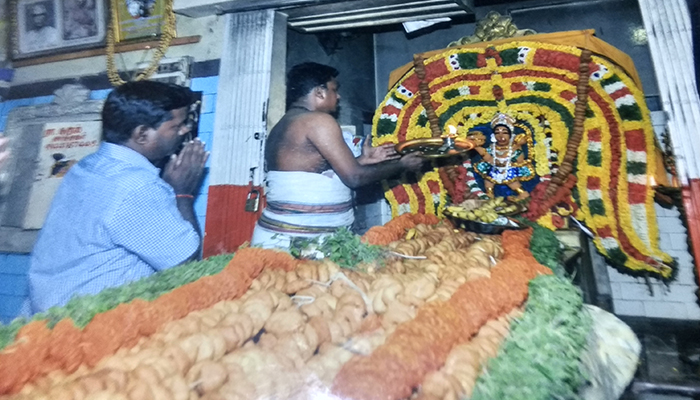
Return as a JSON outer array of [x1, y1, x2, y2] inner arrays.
[[107, 180, 200, 270]]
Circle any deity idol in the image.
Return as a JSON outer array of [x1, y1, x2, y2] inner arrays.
[[470, 112, 534, 200]]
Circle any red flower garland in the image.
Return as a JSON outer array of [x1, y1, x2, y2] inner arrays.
[[524, 174, 578, 221]]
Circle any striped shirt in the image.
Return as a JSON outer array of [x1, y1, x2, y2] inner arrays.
[[29, 143, 199, 312]]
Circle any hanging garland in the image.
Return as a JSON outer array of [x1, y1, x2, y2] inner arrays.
[[372, 40, 673, 277], [525, 49, 592, 220], [106, 0, 177, 86]]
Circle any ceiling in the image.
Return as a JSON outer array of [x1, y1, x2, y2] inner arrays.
[[173, 0, 476, 32]]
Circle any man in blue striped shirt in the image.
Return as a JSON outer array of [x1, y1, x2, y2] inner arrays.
[[29, 81, 208, 312]]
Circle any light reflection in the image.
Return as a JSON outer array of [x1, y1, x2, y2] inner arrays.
[[630, 26, 648, 45]]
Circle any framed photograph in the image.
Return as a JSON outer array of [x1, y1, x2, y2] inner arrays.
[[11, 0, 107, 59], [110, 0, 165, 43]]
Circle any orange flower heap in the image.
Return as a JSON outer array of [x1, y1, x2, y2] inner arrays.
[[0, 247, 299, 395], [332, 229, 552, 400], [362, 213, 440, 245]]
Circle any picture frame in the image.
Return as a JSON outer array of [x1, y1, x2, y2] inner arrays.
[[110, 0, 165, 43], [10, 0, 107, 60]]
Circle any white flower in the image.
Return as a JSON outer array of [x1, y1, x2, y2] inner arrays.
[[397, 85, 414, 98], [518, 47, 531, 64], [604, 81, 626, 94], [614, 95, 637, 107], [386, 97, 404, 110], [590, 64, 609, 81], [381, 113, 398, 122], [449, 54, 461, 70]]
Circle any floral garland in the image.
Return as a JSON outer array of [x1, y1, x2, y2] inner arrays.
[[522, 46, 589, 224], [379, 170, 447, 219], [578, 57, 673, 275], [0, 249, 301, 394], [372, 40, 672, 277], [361, 212, 440, 245], [6, 217, 563, 398], [439, 168, 458, 202], [471, 274, 591, 399], [333, 228, 553, 400]]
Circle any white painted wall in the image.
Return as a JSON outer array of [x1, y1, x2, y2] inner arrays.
[[10, 14, 226, 86]]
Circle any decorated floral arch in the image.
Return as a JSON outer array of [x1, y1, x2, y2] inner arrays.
[[372, 31, 674, 277]]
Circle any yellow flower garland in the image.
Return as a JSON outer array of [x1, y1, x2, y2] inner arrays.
[[594, 56, 672, 266], [537, 213, 557, 230], [575, 102, 611, 257], [383, 180, 401, 219]]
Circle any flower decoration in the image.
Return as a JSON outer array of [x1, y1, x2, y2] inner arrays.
[[372, 40, 673, 277]]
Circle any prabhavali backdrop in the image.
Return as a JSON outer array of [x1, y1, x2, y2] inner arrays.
[[372, 30, 674, 277]]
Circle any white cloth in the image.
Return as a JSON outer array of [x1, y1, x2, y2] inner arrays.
[[251, 170, 354, 250], [579, 305, 641, 400]]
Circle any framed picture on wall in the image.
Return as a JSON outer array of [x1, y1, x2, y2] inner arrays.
[[110, 0, 165, 43], [10, 0, 107, 60]]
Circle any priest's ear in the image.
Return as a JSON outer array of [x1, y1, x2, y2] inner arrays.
[[314, 85, 327, 99]]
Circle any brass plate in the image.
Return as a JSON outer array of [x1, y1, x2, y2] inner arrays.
[[493, 201, 527, 216], [444, 211, 526, 234], [395, 137, 475, 159]]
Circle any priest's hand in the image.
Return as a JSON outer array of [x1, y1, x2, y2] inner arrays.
[[358, 138, 400, 165]]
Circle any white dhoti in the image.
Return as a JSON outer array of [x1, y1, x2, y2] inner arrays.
[[251, 171, 354, 250]]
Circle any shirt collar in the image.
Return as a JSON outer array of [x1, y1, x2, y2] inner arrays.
[[99, 142, 160, 175]]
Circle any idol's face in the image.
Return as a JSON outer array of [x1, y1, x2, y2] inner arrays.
[[494, 125, 511, 146]]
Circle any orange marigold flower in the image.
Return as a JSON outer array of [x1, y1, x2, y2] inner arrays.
[[48, 318, 83, 373]]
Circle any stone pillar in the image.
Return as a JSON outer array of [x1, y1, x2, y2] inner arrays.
[[203, 10, 287, 256], [638, 0, 700, 280]]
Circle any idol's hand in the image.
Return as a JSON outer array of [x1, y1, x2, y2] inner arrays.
[[468, 132, 486, 147], [474, 146, 488, 157]]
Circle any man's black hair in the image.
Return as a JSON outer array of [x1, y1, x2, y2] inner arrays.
[[286, 62, 339, 109], [102, 81, 194, 144]]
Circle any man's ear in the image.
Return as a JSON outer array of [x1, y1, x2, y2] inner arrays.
[[131, 125, 152, 146], [314, 86, 326, 100]]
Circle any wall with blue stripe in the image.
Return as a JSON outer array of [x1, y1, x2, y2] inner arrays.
[[0, 75, 219, 323]]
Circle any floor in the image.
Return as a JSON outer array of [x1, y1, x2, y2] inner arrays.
[[619, 317, 700, 400], [564, 234, 700, 399]]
